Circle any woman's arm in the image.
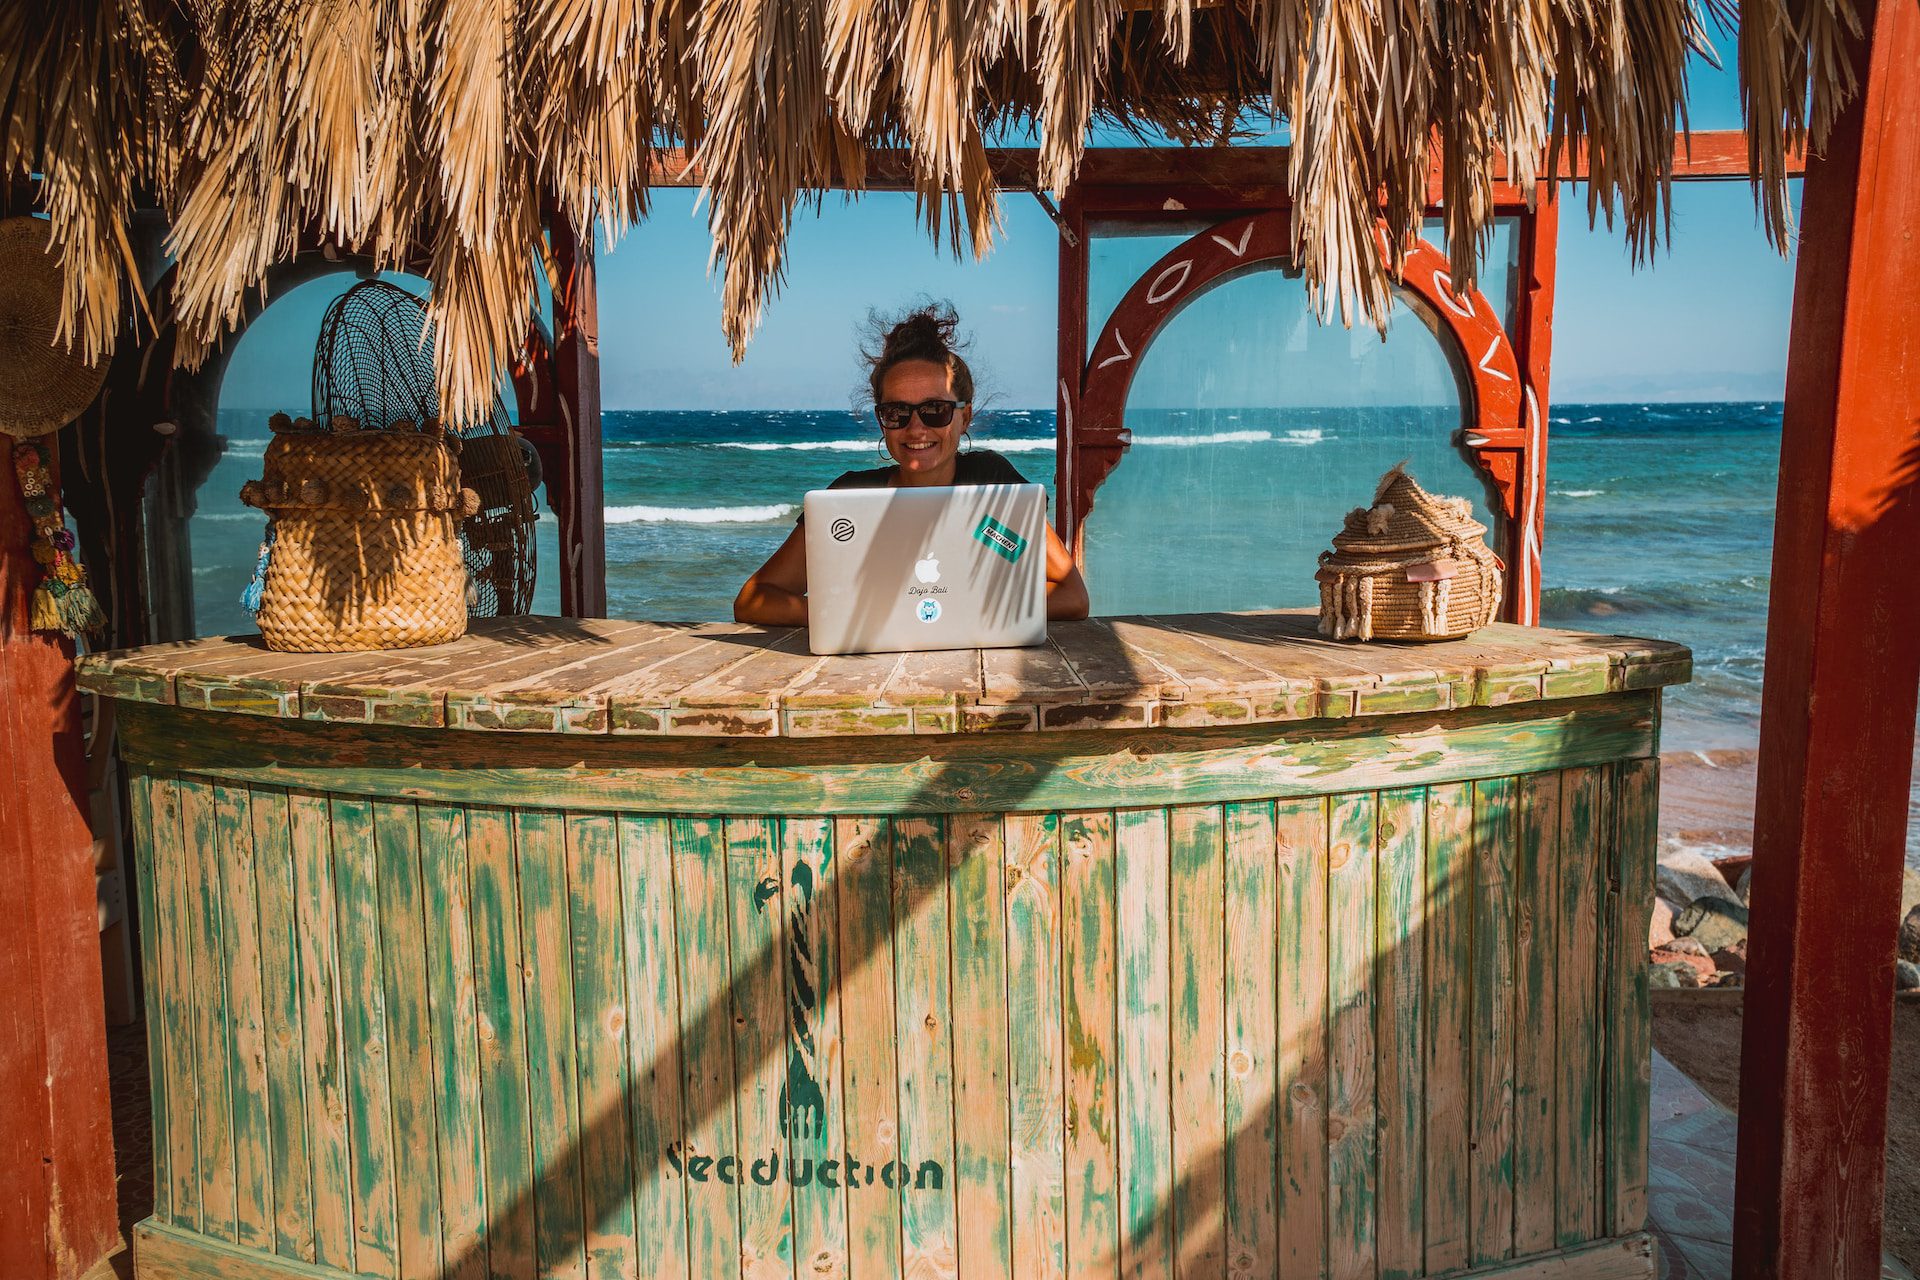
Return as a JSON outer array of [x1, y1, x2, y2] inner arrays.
[[734, 527, 810, 626], [1042, 523, 1090, 621]]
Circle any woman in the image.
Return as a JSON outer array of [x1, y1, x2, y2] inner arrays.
[[734, 305, 1090, 626]]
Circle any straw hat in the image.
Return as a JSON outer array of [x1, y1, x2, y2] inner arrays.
[[0, 217, 110, 439]]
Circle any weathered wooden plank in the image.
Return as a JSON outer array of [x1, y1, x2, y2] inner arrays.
[[1223, 800, 1278, 1280], [779, 816, 849, 1280], [121, 694, 1663, 816], [1374, 787, 1427, 1280], [140, 771, 191, 1229], [446, 624, 687, 732], [727, 816, 798, 1280], [1274, 796, 1329, 1280], [1049, 620, 1169, 701], [1326, 792, 1377, 1280], [978, 636, 1089, 708], [415, 803, 489, 1280], [1513, 772, 1563, 1257], [1004, 812, 1067, 1280], [1169, 804, 1225, 1280], [879, 647, 983, 723], [330, 795, 398, 1278], [565, 812, 638, 1280], [1471, 778, 1518, 1267], [514, 809, 588, 1280], [833, 816, 903, 1280], [947, 813, 1013, 1280], [1113, 808, 1172, 1280], [1554, 768, 1605, 1247], [675, 628, 826, 716], [893, 816, 960, 1280], [603, 630, 799, 732], [80, 616, 1690, 726], [127, 1210, 1662, 1280], [213, 783, 273, 1251], [1423, 782, 1474, 1273], [618, 816, 692, 1280], [1609, 760, 1657, 1237], [289, 789, 353, 1269], [673, 817, 746, 1280], [180, 778, 238, 1241], [467, 804, 538, 1280], [249, 787, 315, 1262], [126, 771, 170, 1224], [1062, 811, 1119, 1278], [370, 800, 442, 1280]]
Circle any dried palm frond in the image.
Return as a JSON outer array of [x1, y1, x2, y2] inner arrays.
[[0, 0, 1860, 423]]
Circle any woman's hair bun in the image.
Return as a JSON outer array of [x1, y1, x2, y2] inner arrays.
[[865, 301, 975, 404]]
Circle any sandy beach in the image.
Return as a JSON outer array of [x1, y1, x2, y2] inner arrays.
[[1659, 745, 1920, 868]]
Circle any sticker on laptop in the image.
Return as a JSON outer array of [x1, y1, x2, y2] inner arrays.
[[917, 598, 942, 623], [972, 514, 1028, 563]]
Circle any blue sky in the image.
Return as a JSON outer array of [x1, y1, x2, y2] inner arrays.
[[222, 44, 1798, 411]]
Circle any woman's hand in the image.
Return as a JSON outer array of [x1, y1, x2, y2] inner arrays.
[[734, 527, 810, 626], [1042, 523, 1090, 621]]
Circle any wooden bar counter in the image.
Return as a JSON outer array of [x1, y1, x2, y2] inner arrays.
[[80, 611, 1690, 1280]]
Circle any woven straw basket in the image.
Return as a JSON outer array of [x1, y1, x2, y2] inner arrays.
[[240, 425, 479, 651], [1315, 463, 1503, 642]]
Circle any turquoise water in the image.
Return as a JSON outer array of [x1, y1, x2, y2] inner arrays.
[[189, 401, 1917, 860], [191, 401, 1781, 741]]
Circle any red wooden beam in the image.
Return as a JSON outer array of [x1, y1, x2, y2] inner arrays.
[[646, 131, 1802, 196], [0, 454, 121, 1280], [1732, 0, 1920, 1272]]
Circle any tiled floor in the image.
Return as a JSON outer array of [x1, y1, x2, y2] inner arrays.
[[1646, 1050, 1916, 1280]]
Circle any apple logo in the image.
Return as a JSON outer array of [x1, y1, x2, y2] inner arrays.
[[914, 556, 941, 584]]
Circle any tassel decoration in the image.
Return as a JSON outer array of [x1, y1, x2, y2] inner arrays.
[[12, 439, 105, 638], [240, 525, 275, 615]]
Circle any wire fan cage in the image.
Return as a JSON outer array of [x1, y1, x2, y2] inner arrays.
[[310, 280, 537, 617]]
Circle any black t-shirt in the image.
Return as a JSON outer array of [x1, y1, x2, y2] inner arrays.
[[796, 449, 1031, 523]]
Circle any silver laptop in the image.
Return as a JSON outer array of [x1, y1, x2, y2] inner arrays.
[[803, 484, 1048, 655]]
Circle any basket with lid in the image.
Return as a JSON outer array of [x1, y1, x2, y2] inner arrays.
[[1314, 462, 1503, 642], [239, 417, 479, 651]]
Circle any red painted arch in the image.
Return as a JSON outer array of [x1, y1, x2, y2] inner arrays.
[[1069, 210, 1545, 621]]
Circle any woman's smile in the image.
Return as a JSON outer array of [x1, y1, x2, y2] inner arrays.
[[879, 359, 968, 481]]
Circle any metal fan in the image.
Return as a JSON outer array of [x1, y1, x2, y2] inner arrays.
[[311, 280, 538, 616]]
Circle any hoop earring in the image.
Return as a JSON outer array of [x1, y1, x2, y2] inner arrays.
[[878, 435, 890, 462], [961, 428, 973, 452]]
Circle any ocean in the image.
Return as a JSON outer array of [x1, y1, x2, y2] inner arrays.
[[192, 401, 1917, 864]]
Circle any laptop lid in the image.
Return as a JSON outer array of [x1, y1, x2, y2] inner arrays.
[[802, 483, 1048, 656]]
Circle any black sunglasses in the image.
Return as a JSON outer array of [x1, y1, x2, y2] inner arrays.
[[875, 399, 964, 430]]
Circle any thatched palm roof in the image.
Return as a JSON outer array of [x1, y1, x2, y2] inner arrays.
[[1, 0, 1845, 423]]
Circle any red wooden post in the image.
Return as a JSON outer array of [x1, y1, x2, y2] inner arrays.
[[1511, 185, 1559, 626], [549, 214, 608, 618], [0, 454, 121, 1279], [1054, 188, 1089, 558], [1733, 0, 1920, 1271]]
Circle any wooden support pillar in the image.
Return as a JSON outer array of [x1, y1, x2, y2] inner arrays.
[[548, 215, 607, 618], [0, 451, 121, 1280], [1511, 185, 1559, 626], [1054, 189, 1089, 558], [1733, 0, 1920, 1272]]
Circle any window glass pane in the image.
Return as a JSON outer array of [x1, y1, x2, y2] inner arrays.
[[1082, 265, 1498, 614], [1086, 223, 1204, 357], [1420, 215, 1523, 335]]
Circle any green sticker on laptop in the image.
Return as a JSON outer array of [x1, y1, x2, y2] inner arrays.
[[972, 513, 1029, 563]]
